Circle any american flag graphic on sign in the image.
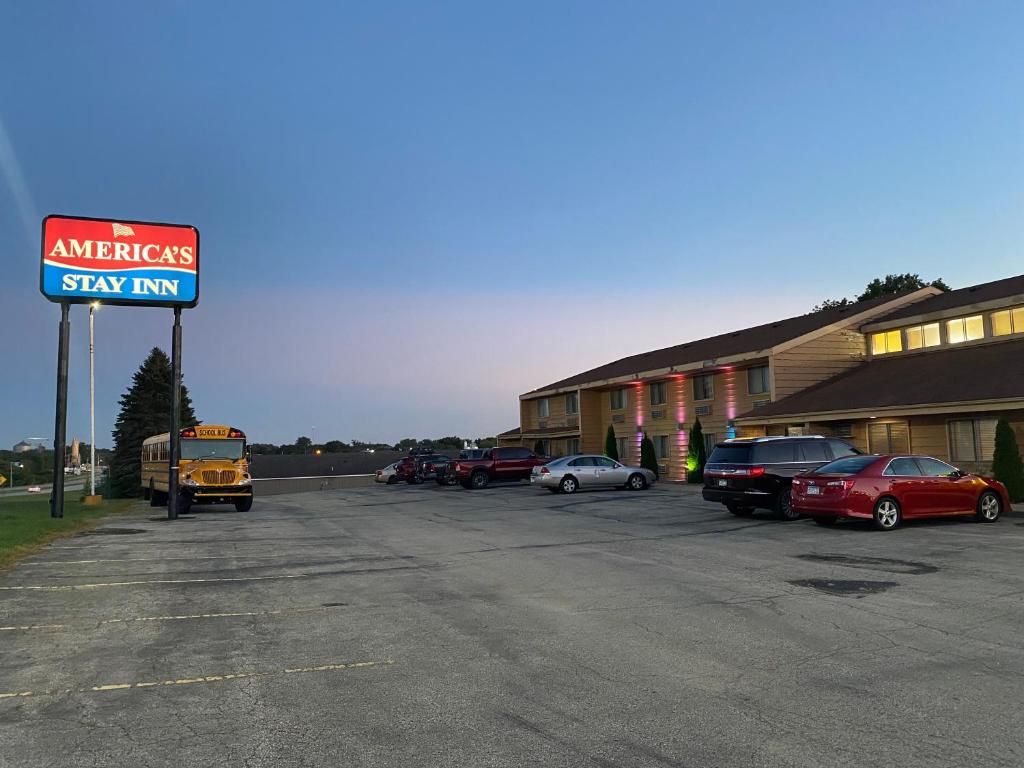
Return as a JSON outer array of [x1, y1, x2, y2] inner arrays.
[[111, 223, 135, 238]]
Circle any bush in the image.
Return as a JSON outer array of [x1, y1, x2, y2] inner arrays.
[[605, 425, 619, 461], [686, 418, 707, 483], [992, 419, 1024, 503], [640, 432, 659, 479], [533, 440, 546, 456]]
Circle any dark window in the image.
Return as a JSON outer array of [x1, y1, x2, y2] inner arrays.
[[512, 447, 532, 459], [707, 445, 752, 464], [572, 457, 598, 467], [798, 441, 830, 462], [650, 381, 667, 405], [747, 365, 770, 395], [813, 456, 877, 475], [565, 392, 579, 414], [752, 441, 796, 463], [915, 457, 956, 477], [610, 389, 626, 410], [594, 457, 618, 468], [827, 440, 858, 458], [693, 374, 714, 401], [883, 457, 923, 476]]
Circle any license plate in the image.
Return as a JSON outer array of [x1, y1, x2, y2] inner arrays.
[[717, 479, 727, 487], [806, 486, 820, 495]]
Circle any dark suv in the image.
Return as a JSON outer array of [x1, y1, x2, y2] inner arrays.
[[702, 436, 859, 520]]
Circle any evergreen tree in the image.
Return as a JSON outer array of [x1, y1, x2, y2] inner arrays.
[[640, 432, 659, 478], [110, 348, 197, 498], [605, 425, 619, 461], [686, 418, 707, 483], [533, 439, 546, 456], [992, 419, 1024, 503]]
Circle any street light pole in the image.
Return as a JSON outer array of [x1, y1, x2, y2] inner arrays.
[[89, 302, 98, 497]]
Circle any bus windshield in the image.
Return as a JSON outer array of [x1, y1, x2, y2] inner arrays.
[[181, 439, 244, 460]]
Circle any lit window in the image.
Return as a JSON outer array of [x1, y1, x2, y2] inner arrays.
[[649, 381, 667, 405], [693, 374, 714, 401], [610, 389, 626, 410], [870, 330, 902, 354], [992, 307, 1024, 337], [537, 398, 549, 418], [947, 315, 984, 344], [905, 323, 940, 350], [565, 392, 578, 415], [747, 365, 769, 394]]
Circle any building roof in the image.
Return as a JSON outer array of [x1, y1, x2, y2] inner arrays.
[[496, 427, 521, 437], [736, 337, 1024, 420], [865, 274, 1024, 325], [527, 291, 928, 394]]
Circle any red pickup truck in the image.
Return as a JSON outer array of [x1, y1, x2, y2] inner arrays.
[[453, 447, 550, 489]]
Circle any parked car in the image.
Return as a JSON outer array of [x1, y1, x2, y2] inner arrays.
[[26, 485, 42, 493], [531, 455, 655, 494], [374, 463, 400, 484], [393, 454, 451, 484], [702, 436, 860, 520], [435, 449, 487, 485], [452, 447, 550, 489], [792, 454, 1009, 530], [415, 454, 452, 482]]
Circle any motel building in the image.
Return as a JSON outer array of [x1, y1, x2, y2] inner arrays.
[[500, 274, 1024, 480]]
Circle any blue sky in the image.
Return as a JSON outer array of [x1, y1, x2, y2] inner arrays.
[[2, 1, 1022, 448]]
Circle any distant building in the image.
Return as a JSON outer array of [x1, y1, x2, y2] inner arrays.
[[12, 441, 34, 453]]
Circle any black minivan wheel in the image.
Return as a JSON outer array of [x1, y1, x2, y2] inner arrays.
[[470, 471, 490, 490], [775, 488, 799, 521]]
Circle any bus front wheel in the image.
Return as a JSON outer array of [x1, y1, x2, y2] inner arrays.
[[235, 496, 253, 512]]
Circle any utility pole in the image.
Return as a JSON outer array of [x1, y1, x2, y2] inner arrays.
[[89, 302, 98, 497]]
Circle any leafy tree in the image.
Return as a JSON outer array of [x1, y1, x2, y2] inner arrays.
[[323, 440, 349, 453], [814, 273, 950, 312], [686, 418, 706, 484], [640, 432, 659, 478], [992, 419, 1024, 503], [604, 425, 619, 461], [857, 274, 950, 301], [476, 436, 498, 449], [110, 348, 197, 498]]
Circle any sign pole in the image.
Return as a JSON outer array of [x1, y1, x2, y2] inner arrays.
[[168, 307, 182, 520], [51, 302, 70, 518]]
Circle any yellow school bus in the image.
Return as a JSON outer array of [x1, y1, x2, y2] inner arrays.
[[142, 425, 253, 513]]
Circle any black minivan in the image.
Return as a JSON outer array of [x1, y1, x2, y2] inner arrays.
[[702, 436, 859, 520]]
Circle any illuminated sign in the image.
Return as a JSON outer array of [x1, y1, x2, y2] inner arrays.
[[40, 215, 199, 307]]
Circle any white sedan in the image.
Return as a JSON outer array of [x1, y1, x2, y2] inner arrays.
[[374, 463, 399, 484]]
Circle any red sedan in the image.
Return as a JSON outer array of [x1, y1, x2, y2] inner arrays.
[[792, 454, 1009, 531]]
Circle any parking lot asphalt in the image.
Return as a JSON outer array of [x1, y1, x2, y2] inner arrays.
[[1, 482, 1023, 768]]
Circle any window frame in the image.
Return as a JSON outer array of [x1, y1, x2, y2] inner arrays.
[[871, 329, 903, 355], [905, 322, 941, 350], [992, 306, 1024, 337], [615, 436, 629, 460], [947, 418, 997, 463], [946, 314, 984, 345], [747, 365, 770, 395], [649, 381, 667, 406], [565, 392, 579, 415], [610, 388, 627, 411], [692, 374, 714, 402], [653, 434, 670, 461], [537, 398, 549, 418]]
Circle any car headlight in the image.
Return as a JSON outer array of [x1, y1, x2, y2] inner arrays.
[[183, 477, 198, 487], [239, 475, 252, 485]]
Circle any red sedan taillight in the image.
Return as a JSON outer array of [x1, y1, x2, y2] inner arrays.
[[540, 467, 550, 474], [826, 478, 855, 494]]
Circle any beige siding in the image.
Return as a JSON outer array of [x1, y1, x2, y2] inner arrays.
[[773, 329, 866, 399], [579, 390, 604, 454]]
